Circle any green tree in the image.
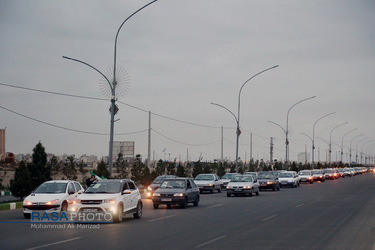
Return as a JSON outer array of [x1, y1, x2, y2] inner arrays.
[[166, 161, 176, 175], [95, 159, 110, 179], [28, 142, 50, 189], [155, 160, 166, 175], [48, 156, 60, 179], [176, 163, 186, 177], [115, 153, 128, 178], [62, 155, 77, 180], [10, 160, 33, 199], [217, 162, 226, 177], [192, 161, 203, 178]]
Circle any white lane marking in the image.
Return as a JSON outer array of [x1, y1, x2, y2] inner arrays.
[[207, 204, 222, 209], [296, 203, 305, 208], [195, 235, 226, 248], [147, 215, 176, 222], [262, 214, 277, 222], [26, 237, 82, 250]]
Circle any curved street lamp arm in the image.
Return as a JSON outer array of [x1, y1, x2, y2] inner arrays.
[[62, 56, 112, 91], [286, 96, 316, 134], [268, 120, 286, 135], [300, 132, 313, 142], [113, 0, 158, 81], [350, 134, 365, 147], [313, 112, 335, 131], [211, 102, 238, 123], [330, 122, 349, 138], [237, 65, 279, 120]]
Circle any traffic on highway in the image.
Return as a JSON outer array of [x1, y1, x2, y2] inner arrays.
[[1, 167, 375, 249]]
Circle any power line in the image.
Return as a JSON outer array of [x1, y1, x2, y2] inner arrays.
[[152, 128, 221, 146]]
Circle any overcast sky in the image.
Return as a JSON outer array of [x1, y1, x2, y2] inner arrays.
[[1, 0, 374, 164]]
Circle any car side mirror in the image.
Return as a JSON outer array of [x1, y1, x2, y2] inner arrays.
[[77, 191, 82, 195], [122, 190, 131, 195]]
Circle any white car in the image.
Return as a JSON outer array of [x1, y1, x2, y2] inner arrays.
[[299, 170, 314, 184], [278, 171, 299, 188], [221, 173, 240, 189], [70, 179, 143, 223], [194, 174, 222, 193], [23, 180, 84, 218], [226, 175, 259, 197]]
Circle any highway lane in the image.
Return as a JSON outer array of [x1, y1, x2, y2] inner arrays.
[[0, 172, 374, 249]]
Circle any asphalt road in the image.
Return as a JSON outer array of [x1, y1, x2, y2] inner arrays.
[[1, 172, 375, 250]]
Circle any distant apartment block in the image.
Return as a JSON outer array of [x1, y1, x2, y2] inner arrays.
[[0, 129, 5, 161], [112, 141, 135, 160]]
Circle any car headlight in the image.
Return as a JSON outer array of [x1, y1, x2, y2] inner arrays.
[[207, 184, 212, 186], [147, 186, 153, 191], [104, 198, 116, 204], [153, 193, 160, 197], [45, 199, 59, 205], [226, 186, 230, 189], [266, 181, 273, 185], [173, 193, 184, 197], [23, 199, 32, 205], [243, 186, 251, 189]]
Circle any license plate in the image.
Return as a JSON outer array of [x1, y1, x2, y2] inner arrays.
[[235, 189, 242, 192], [260, 184, 266, 186], [83, 209, 97, 212], [161, 198, 172, 202]]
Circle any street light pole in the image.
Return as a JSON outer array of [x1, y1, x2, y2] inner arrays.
[[340, 128, 357, 163], [329, 122, 348, 164], [269, 96, 316, 164], [312, 112, 335, 168], [349, 134, 364, 164], [63, 1, 158, 176], [212, 65, 279, 172], [355, 137, 368, 164]]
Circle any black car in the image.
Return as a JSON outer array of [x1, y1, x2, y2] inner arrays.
[[152, 177, 200, 209], [257, 171, 280, 191], [146, 175, 177, 198]]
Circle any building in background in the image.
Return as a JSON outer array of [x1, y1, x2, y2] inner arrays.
[[112, 141, 135, 161], [0, 128, 5, 161]]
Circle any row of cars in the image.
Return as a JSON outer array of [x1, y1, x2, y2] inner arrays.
[[22, 167, 373, 223]]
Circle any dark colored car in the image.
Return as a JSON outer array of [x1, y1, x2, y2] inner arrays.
[[152, 178, 200, 209], [257, 172, 280, 191], [146, 175, 177, 198]]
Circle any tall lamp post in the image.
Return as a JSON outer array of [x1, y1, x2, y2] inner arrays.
[[63, 0, 158, 176], [329, 122, 348, 164], [211, 65, 279, 172], [349, 134, 364, 164], [340, 128, 357, 163], [268, 96, 316, 163], [300, 112, 335, 168], [355, 137, 368, 163]]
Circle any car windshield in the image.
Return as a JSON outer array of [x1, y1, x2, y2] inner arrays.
[[160, 180, 186, 189], [232, 176, 253, 182], [222, 174, 236, 179], [153, 176, 170, 184], [325, 169, 333, 173], [300, 171, 311, 175], [257, 173, 273, 179], [279, 173, 293, 178], [195, 175, 214, 181], [85, 182, 121, 193], [312, 170, 322, 174], [34, 183, 67, 194]]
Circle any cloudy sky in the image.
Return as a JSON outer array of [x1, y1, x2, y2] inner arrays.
[[1, 0, 374, 164]]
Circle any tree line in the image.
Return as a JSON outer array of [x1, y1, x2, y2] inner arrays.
[[9, 142, 359, 199]]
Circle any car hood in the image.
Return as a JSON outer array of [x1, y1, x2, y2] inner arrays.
[[154, 188, 185, 194], [79, 193, 119, 200], [227, 181, 253, 186], [25, 193, 68, 202], [279, 177, 294, 180], [194, 180, 214, 185]]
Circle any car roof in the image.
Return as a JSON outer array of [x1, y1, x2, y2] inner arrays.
[[96, 179, 133, 183], [44, 180, 74, 184]]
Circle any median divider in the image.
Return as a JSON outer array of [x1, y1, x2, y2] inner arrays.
[[0, 201, 23, 211]]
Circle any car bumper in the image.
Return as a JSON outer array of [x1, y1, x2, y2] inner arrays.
[[259, 184, 277, 190], [23, 205, 61, 214], [152, 196, 186, 206], [280, 182, 294, 187], [226, 188, 253, 195]]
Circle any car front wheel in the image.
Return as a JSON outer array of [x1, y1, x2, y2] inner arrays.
[[193, 196, 199, 206], [153, 203, 159, 209], [113, 204, 123, 223], [133, 201, 142, 219]]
